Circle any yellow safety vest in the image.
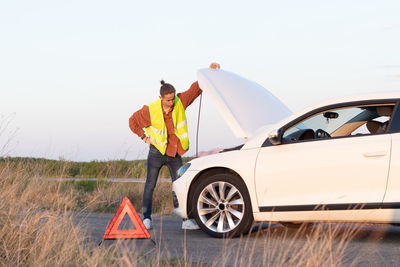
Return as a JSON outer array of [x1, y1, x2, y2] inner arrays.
[[145, 96, 189, 155]]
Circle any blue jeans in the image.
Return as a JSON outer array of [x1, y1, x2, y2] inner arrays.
[[142, 145, 182, 220]]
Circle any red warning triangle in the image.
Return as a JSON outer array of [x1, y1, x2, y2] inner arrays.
[[103, 196, 150, 239]]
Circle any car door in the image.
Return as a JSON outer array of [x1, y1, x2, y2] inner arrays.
[[382, 103, 400, 212], [255, 103, 394, 212]]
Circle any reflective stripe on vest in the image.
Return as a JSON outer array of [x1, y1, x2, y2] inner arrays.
[[148, 125, 166, 136], [175, 120, 187, 131], [148, 137, 167, 147], [145, 96, 189, 155]]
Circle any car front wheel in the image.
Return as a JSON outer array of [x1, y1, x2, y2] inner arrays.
[[192, 173, 253, 238]]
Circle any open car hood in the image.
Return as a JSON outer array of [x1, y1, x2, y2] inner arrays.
[[197, 68, 292, 139]]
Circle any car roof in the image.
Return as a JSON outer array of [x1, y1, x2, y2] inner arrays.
[[277, 92, 400, 130], [306, 92, 400, 111]]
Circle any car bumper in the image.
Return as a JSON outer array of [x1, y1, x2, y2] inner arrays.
[[172, 170, 199, 219]]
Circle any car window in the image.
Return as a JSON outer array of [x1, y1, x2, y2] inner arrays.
[[282, 104, 395, 143]]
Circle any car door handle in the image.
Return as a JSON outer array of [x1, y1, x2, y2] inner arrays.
[[363, 151, 386, 158]]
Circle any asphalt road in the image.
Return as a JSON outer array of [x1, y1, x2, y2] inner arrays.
[[75, 213, 400, 266]]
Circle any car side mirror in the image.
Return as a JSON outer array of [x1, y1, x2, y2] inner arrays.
[[268, 130, 281, 145]]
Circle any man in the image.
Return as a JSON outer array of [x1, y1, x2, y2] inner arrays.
[[129, 63, 220, 230]]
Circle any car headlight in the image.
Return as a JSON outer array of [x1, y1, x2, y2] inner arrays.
[[177, 163, 191, 178]]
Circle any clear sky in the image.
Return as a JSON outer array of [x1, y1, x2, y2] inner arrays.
[[1, 0, 399, 161]]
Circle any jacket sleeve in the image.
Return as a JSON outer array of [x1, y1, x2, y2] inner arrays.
[[178, 81, 203, 110], [129, 105, 151, 138]]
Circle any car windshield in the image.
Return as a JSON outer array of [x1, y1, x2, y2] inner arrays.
[[283, 105, 394, 142]]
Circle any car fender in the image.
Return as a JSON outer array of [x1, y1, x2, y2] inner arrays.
[[186, 148, 261, 215]]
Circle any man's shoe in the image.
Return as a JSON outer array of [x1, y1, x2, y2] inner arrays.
[[182, 219, 200, 230], [143, 218, 152, 230]]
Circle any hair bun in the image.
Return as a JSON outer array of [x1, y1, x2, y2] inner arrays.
[[160, 80, 165, 86]]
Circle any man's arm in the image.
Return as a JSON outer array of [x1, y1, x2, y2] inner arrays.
[[178, 63, 220, 109], [129, 105, 151, 141], [178, 81, 203, 109]]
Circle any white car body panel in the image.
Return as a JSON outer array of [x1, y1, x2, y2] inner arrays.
[[255, 134, 391, 207], [197, 68, 291, 139], [172, 148, 260, 218], [253, 209, 394, 223], [383, 133, 400, 203], [172, 170, 199, 218], [242, 124, 277, 150]]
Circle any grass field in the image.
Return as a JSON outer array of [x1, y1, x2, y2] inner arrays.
[[0, 156, 193, 179]]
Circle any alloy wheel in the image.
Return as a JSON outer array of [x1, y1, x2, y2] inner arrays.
[[197, 181, 245, 233]]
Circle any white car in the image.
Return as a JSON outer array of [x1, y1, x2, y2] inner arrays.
[[172, 68, 400, 238]]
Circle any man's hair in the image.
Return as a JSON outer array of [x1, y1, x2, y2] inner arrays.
[[160, 80, 176, 97]]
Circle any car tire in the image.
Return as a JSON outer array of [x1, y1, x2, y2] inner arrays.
[[192, 173, 253, 238]]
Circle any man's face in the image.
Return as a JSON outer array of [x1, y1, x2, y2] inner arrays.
[[160, 93, 175, 109]]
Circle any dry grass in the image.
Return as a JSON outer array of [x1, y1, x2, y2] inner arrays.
[[215, 222, 363, 267], [60, 179, 174, 214], [0, 161, 182, 266], [0, 160, 366, 266], [0, 163, 86, 266]]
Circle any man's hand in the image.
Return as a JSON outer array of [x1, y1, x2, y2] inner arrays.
[[209, 62, 220, 69], [143, 137, 152, 144]]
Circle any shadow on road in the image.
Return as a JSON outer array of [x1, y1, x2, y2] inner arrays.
[[247, 222, 400, 243]]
